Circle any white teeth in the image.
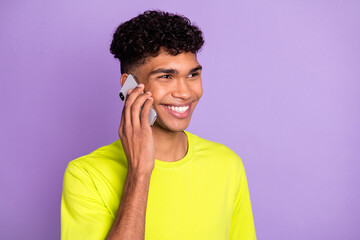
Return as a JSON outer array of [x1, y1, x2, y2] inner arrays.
[[165, 105, 189, 113]]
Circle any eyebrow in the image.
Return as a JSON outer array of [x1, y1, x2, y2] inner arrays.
[[149, 65, 203, 76], [189, 65, 203, 74]]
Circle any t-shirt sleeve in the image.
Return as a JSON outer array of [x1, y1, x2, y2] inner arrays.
[[229, 160, 257, 240], [61, 161, 114, 240]]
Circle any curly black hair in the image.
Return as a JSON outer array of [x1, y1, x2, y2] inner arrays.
[[110, 10, 204, 74]]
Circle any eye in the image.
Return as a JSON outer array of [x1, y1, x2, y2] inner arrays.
[[159, 74, 171, 79], [188, 72, 199, 78]]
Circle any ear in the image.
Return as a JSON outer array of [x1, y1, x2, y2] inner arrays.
[[120, 73, 129, 87]]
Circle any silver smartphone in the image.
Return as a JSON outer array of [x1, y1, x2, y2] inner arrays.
[[119, 74, 157, 126]]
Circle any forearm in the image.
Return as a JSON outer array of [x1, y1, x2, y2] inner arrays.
[[106, 171, 152, 240]]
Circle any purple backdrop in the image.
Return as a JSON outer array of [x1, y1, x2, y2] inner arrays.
[[1, 0, 359, 239]]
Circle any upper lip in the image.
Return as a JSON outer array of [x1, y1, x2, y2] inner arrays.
[[161, 101, 193, 107]]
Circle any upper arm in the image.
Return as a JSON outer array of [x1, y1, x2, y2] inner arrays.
[[229, 160, 257, 240], [61, 161, 114, 240]]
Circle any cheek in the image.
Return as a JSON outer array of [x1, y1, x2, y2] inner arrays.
[[147, 85, 166, 103], [194, 81, 203, 99]]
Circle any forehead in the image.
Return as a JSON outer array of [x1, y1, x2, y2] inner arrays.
[[138, 50, 200, 74]]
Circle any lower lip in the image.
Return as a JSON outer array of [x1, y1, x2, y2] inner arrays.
[[162, 104, 191, 119]]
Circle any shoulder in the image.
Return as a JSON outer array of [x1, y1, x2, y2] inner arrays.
[[63, 139, 128, 206], [64, 139, 127, 179]]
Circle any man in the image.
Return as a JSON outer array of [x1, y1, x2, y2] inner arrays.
[[61, 10, 256, 240]]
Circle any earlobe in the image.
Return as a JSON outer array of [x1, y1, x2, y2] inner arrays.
[[120, 73, 129, 87]]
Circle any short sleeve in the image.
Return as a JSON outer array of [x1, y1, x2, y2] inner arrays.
[[61, 161, 114, 240], [229, 161, 257, 240]]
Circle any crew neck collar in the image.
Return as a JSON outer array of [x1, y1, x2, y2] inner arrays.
[[154, 130, 194, 169]]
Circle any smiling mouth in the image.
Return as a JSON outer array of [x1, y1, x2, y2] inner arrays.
[[160, 103, 192, 118], [162, 105, 190, 113]]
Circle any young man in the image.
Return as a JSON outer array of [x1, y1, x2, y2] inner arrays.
[[61, 10, 256, 240]]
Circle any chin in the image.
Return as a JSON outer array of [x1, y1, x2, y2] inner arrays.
[[153, 117, 191, 132]]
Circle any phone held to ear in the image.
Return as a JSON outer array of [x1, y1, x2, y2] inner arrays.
[[119, 74, 157, 126]]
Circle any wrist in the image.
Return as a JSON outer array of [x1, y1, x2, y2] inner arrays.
[[127, 169, 152, 181]]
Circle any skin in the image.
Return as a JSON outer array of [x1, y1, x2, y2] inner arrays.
[[106, 49, 203, 239], [122, 48, 203, 163]]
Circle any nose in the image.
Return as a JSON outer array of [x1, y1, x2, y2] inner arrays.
[[171, 78, 192, 100]]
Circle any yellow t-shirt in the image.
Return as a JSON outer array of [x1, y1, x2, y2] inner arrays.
[[61, 130, 256, 239]]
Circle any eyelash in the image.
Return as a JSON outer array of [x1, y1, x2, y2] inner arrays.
[[160, 75, 171, 79], [159, 73, 199, 79]]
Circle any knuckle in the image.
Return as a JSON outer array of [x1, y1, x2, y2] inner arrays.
[[130, 104, 137, 111], [124, 101, 131, 108], [133, 101, 143, 110], [118, 132, 124, 140], [134, 128, 141, 136], [118, 129, 124, 139], [124, 127, 131, 136], [132, 87, 142, 95]]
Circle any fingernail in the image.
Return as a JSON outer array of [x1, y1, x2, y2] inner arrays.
[[127, 89, 133, 94], [146, 91, 151, 94], [138, 83, 144, 88]]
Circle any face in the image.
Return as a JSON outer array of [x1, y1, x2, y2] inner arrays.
[[121, 49, 203, 132]]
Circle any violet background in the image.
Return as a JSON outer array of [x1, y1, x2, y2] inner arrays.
[[1, 0, 359, 239]]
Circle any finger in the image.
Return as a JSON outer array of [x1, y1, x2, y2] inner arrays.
[[141, 97, 154, 127], [121, 88, 132, 128], [125, 84, 145, 105], [131, 91, 152, 128], [126, 88, 133, 98], [119, 103, 125, 136], [124, 84, 144, 129], [123, 90, 131, 130]]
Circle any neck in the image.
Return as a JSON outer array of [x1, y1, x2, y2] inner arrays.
[[151, 124, 188, 162]]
